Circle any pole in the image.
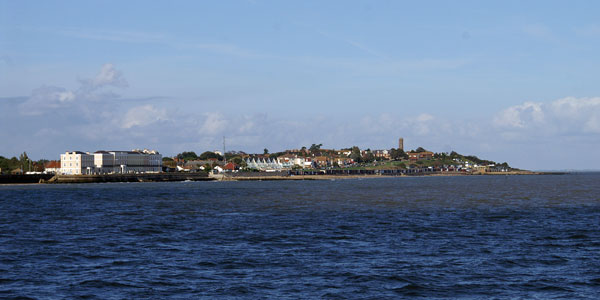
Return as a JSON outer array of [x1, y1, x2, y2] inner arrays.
[[223, 136, 227, 165]]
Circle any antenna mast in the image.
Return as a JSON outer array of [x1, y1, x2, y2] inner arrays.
[[223, 136, 227, 164]]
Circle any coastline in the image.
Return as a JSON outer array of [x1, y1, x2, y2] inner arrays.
[[219, 170, 563, 181], [0, 170, 566, 185]]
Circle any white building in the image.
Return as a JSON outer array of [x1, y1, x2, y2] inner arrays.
[[43, 161, 61, 174], [244, 156, 314, 171], [245, 157, 283, 171], [60, 149, 162, 175], [60, 151, 95, 175]]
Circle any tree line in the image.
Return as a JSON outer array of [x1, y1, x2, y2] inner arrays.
[[0, 152, 46, 174]]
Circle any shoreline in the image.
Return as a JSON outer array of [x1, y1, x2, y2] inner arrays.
[[223, 171, 563, 181], [0, 171, 567, 185]]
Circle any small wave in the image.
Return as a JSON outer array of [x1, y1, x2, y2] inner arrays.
[[111, 260, 135, 266], [74, 294, 99, 299], [485, 214, 510, 220], [496, 258, 527, 268], [537, 285, 573, 292], [386, 275, 411, 282], [196, 261, 217, 267], [37, 239, 60, 245], [320, 292, 345, 299], [336, 225, 355, 230], [77, 279, 139, 289], [219, 259, 258, 269], [123, 227, 164, 235], [4, 296, 37, 300], [82, 254, 111, 260], [538, 235, 559, 240], [568, 234, 589, 239], [590, 278, 600, 285], [329, 235, 352, 240], [391, 283, 426, 296]]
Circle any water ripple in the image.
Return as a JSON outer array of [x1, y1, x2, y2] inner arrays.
[[1, 174, 599, 298]]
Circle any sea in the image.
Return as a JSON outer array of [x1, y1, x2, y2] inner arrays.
[[1, 173, 599, 299]]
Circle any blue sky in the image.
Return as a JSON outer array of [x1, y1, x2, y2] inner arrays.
[[2, 1, 600, 170]]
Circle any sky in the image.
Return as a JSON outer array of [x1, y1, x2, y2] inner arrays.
[[1, 1, 600, 170]]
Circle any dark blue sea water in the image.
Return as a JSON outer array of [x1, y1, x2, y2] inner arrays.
[[1, 174, 600, 299]]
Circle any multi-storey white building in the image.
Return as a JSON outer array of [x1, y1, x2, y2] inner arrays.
[[60, 149, 162, 175], [60, 151, 95, 175]]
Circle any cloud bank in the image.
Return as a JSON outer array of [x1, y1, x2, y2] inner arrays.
[[2, 64, 600, 170], [494, 97, 600, 135]]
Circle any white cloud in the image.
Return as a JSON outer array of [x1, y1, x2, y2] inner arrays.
[[18, 63, 128, 117], [94, 63, 128, 87], [7, 62, 600, 171], [19, 63, 127, 118], [18, 86, 76, 115], [121, 105, 168, 129], [494, 97, 600, 134], [416, 113, 434, 122], [494, 101, 544, 128], [200, 113, 228, 135], [550, 97, 600, 118], [80, 63, 128, 93]]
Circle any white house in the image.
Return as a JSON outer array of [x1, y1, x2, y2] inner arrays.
[[43, 161, 61, 174]]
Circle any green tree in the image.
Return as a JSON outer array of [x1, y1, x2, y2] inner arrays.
[[350, 146, 362, 163], [300, 146, 307, 156], [176, 151, 198, 161], [0, 156, 12, 173], [19, 152, 31, 172], [415, 147, 427, 153], [231, 157, 243, 165], [390, 148, 408, 160], [309, 143, 323, 154], [199, 151, 223, 161], [263, 148, 269, 155], [449, 151, 460, 159], [362, 151, 375, 163], [162, 157, 176, 168]]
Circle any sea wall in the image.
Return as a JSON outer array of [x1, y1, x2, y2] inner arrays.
[[48, 173, 213, 184], [0, 174, 55, 184]]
